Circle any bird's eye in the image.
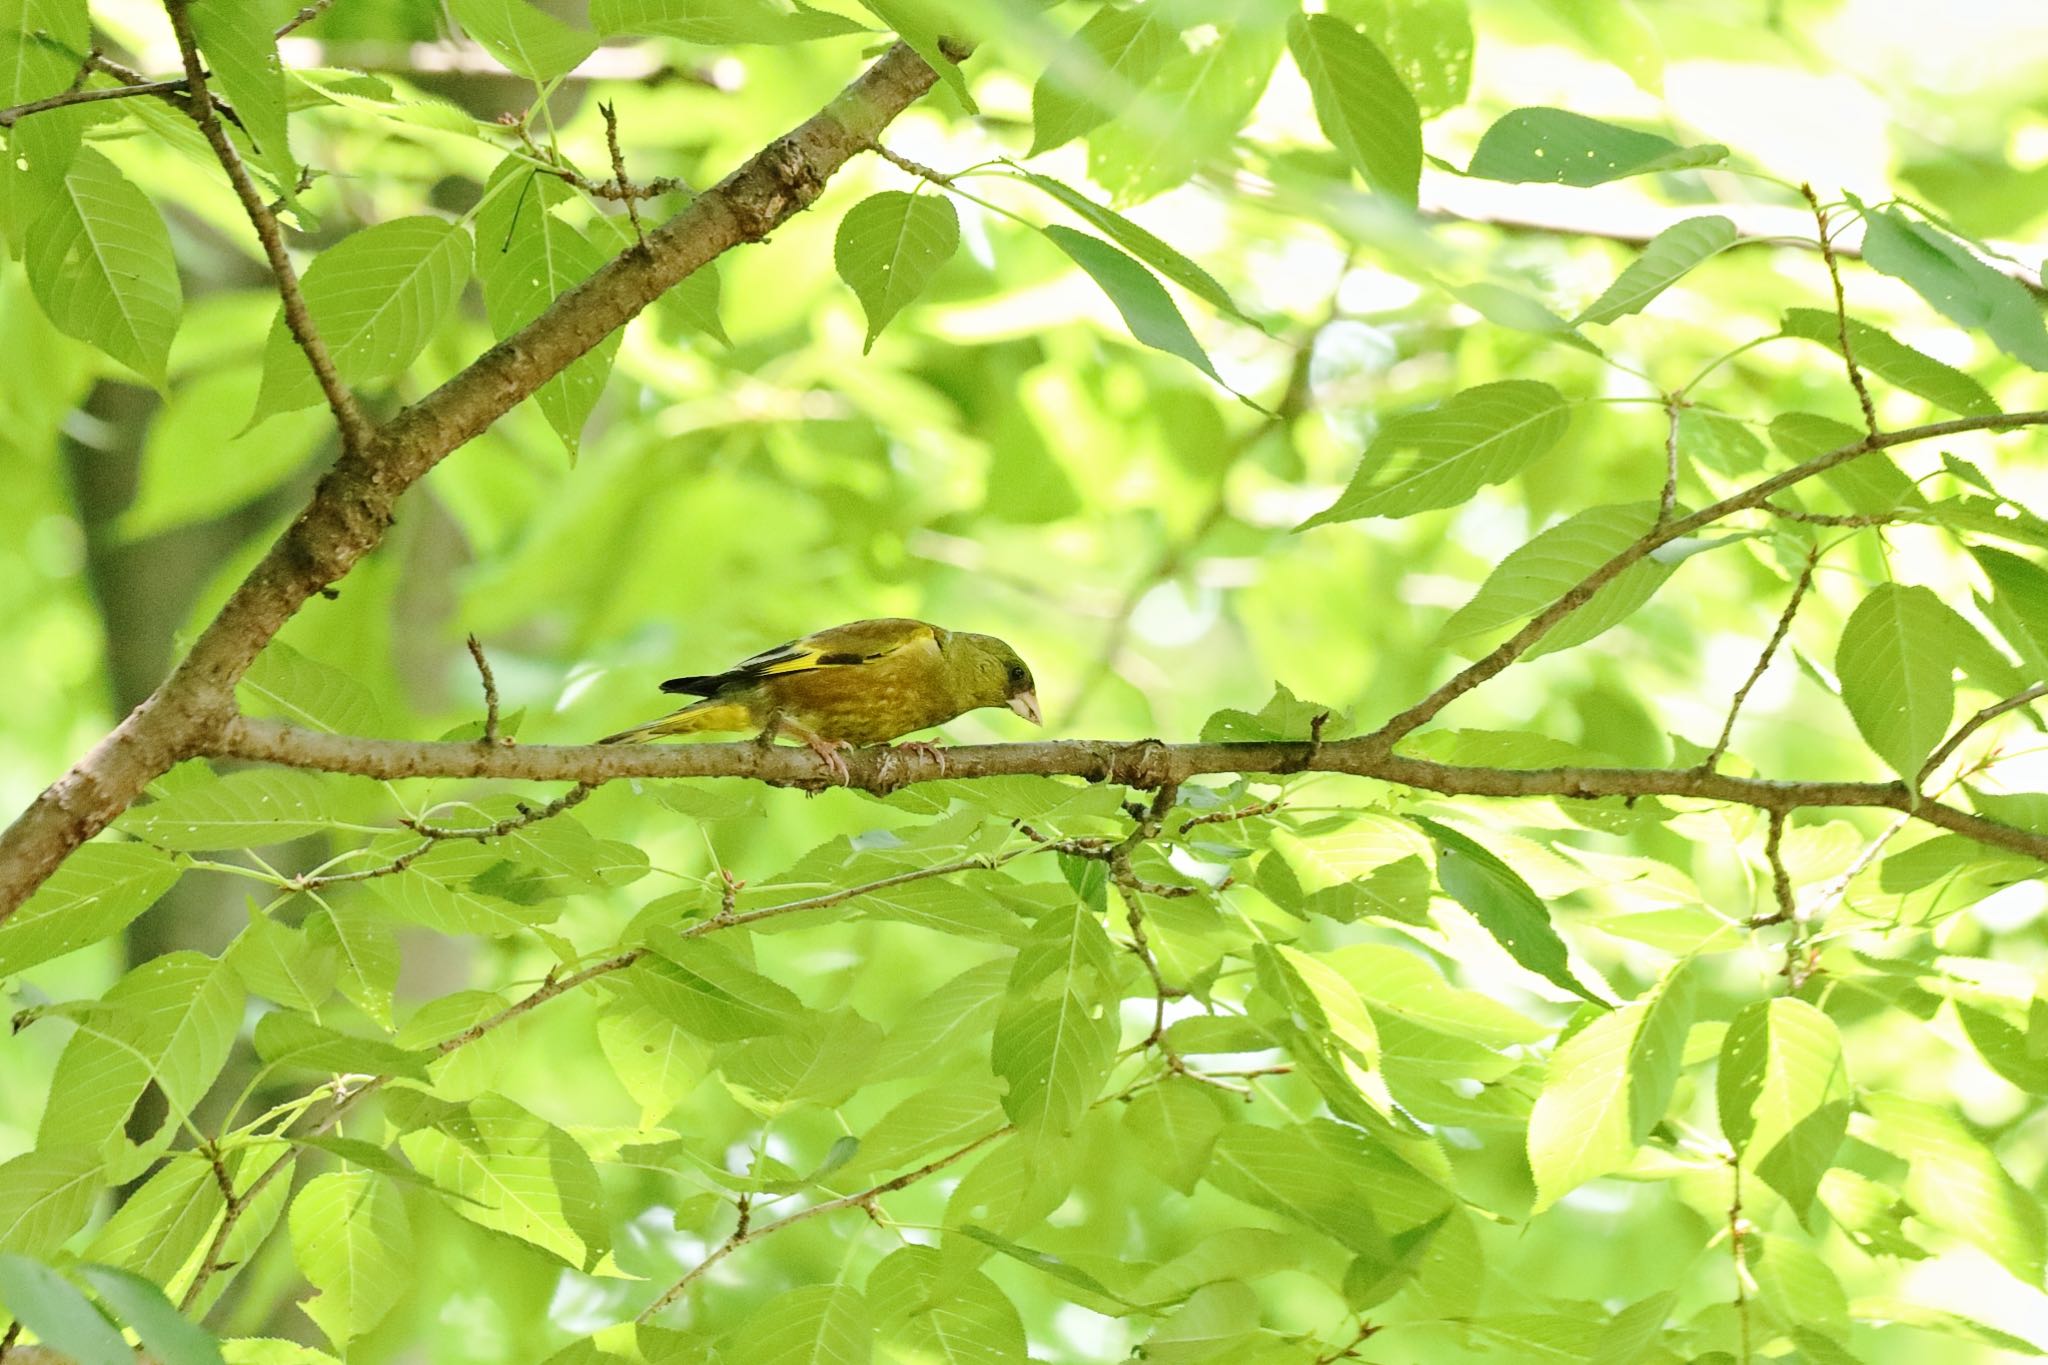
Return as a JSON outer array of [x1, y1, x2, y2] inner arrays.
[[1007, 665, 1026, 686]]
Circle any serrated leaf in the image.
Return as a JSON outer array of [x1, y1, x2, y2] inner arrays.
[[1835, 583, 1963, 780], [84, 1150, 224, 1287], [476, 158, 620, 454], [991, 990, 1116, 1139], [1863, 1091, 2045, 1282], [1411, 816, 1604, 1004], [115, 768, 335, 850], [450, 0, 596, 81], [253, 216, 471, 419], [303, 897, 397, 1028], [191, 0, 293, 197], [1205, 1123, 1390, 1255], [1287, 14, 1420, 201], [24, 147, 182, 385], [1030, 2, 1176, 154], [1330, 0, 1470, 118], [1300, 380, 1570, 526], [1972, 545, 2048, 676], [399, 1095, 606, 1270], [1779, 307, 1998, 417], [629, 939, 806, 1041], [226, 909, 337, 1013], [1042, 223, 1224, 385], [238, 640, 385, 735], [289, 1170, 410, 1349], [1575, 215, 1736, 325], [0, 1145, 101, 1259], [868, 1244, 1027, 1363], [253, 1011, 432, 1080], [1857, 205, 2048, 370], [1438, 501, 1674, 658], [1143, 1279, 1261, 1359], [0, 841, 180, 976], [597, 997, 709, 1127], [1468, 107, 1726, 186], [1015, 171, 1248, 323], [833, 190, 959, 351], [1088, 21, 1283, 204], [1124, 1078, 1226, 1193], [1718, 998, 1848, 1218], [857, 0, 975, 113], [729, 1284, 871, 1364]]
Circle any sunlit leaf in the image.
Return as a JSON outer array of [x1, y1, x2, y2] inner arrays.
[[1856, 204, 2048, 370], [0, 842, 180, 976], [1287, 13, 1421, 201], [289, 1170, 411, 1349], [1468, 108, 1725, 186], [1044, 224, 1224, 384], [1835, 583, 1964, 780], [1718, 999, 1848, 1219], [449, 0, 596, 81], [1575, 216, 1737, 325], [24, 147, 181, 385], [1411, 816, 1604, 1005], [1030, 2, 1176, 154], [833, 189, 959, 352]]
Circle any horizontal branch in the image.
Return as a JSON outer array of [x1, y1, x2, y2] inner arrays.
[[208, 718, 2048, 864]]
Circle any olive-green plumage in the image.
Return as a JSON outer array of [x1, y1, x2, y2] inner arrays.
[[598, 619, 1041, 755]]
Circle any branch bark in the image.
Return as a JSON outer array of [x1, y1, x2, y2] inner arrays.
[[205, 717, 2048, 864], [0, 39, 954, 921]]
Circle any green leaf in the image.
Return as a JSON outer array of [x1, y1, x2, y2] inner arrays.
[[857, 0, 976, 113], [1014, 171, 1249, 324], [1410, 816, 1604, 1005], [399, 1095, 606, 1270], [1029, 2, 1177, 154], [1328, 0, 1471, 119], [253, 1011, 433, 1081], [1589, 1289, 1675, 1365], [1536, 0, 1661, 92], [76, 1263, 228, 1365], [38, 951, 245, 1158], [1087, 22, 1284, 204], [589, 0, 863, 42], [476, 158, 618, 455], [868, 1244, 1027, 1363], [1437, 502, 1675, 658], [596, 997, 709, 1127], [629, 938, 807, 1040], [449, 0, 596, 81], [24, 147, 182, 385], [956, 1226, 1134, 1309], [1835, 583, 1964, 780], [304, 897, 397, 1029], [1972, 545, 2048, 675], [114, 768, 335, 850], [728, 1284, 871, 1363], [191, 0, 294, 197], [238, 640, 386, 735], [1779, 308, 1998, 417], [1205, 1123, 1389, 1255], [1299, 380, 1571, 526], [1043, 224, 1223, 384], [84, 1150, 225, 1286], [1124, 1078, 1227, 1194], [1717, 999, 1848, 1218], [1857, 205, 2048, 370], [1142, 1279, 1262, 1360], [0, 1254, 131, 1365], [0, 841, 180, 976], [1575, 216, 1737, 325], [1134, 1228, 1303, 1304], [1328, 943, 1548, 1048], [1864, 1091, 2045, 1282], [253, 216, 471, 419], [117, 366, 331, 538], [722, 1010, 886, 1110], [289, 1170, 411, 1349], [0, 1145, 102, 1258], [1468, 108, 1726, 186], [1287, 14, 1421, 201], [990, 990, 1116, 1139], [832, 190, 960, 352], [227, 908, 338, 1013]]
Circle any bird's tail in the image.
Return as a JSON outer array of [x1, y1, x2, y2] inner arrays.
[[597, 699, 752, 746]]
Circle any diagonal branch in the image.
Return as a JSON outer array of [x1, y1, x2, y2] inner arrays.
[[0, 39, 960, 922], [1362, 408, 2048, 754]]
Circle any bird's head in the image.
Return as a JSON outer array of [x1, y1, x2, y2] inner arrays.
[[950, 633, 1041, 727]]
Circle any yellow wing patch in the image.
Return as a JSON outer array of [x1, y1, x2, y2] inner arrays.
[[741, 619, 943, 678]]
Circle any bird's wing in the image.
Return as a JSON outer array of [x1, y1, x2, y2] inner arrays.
[[664, 619, 947, 695]]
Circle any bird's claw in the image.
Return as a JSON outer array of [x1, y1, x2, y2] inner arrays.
[[802, 733, 853, 784], [892, 740, 948, 775]]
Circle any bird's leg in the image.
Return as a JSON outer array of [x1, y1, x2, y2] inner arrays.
[[775, 718, 853, 785], [891, 739, 948, 776]]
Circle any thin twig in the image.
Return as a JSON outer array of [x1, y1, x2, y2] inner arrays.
[[511, 122, 693, 202], [872, 141, 955, 187], [1314, 1319, 1383, 1365], [1803, 183, 1878, 436], [162, 0, 372, 456], [600, 102, 645, 247], [1700, 544, 1820, 773], [1730, 1159, 1752, 1365], [1918, 682, 2048, 787], [467, 633, 502, 746], [1178, 796, 1283, 834], [1660, 394, 1685, 525], [1759, 500, 1900, 528], [399, 782, 595, 840], [277, 0, 339, 38]]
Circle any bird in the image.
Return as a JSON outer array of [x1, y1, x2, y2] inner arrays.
[[598, 618, 1041, 780]]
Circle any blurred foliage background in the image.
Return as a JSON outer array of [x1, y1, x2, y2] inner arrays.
[[5, 0, 2048, 1360]]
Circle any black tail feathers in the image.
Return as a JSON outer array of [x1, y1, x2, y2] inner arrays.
[[659, 673, 723, 696]]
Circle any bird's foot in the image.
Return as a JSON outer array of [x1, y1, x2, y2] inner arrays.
[[891, 740, 948, 776], [800, 731, 853, 785]]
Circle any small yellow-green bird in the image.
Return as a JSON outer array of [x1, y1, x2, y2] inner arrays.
[[599, 618, 1041, 777]]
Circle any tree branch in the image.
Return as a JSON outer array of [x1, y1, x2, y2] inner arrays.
[[1362, 408, 2048, 754], [204, 717, 2048, 864], [0, 39, 958, 921]]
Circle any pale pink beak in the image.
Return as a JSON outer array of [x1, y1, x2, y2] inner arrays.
[[1008, 689, 1042, 725]]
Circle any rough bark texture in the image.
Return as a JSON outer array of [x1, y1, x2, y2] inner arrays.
[[0, 41, 949, 919]]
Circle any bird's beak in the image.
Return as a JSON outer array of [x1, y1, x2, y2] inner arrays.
[[1008, 689, 1042, 726]]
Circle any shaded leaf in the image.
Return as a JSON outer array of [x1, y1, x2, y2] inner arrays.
[[1287, 14, 1421, 201], [833, 190, 959, 352], [1575, 216, 1737, 325], [1468, 108, 1726, 186]]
